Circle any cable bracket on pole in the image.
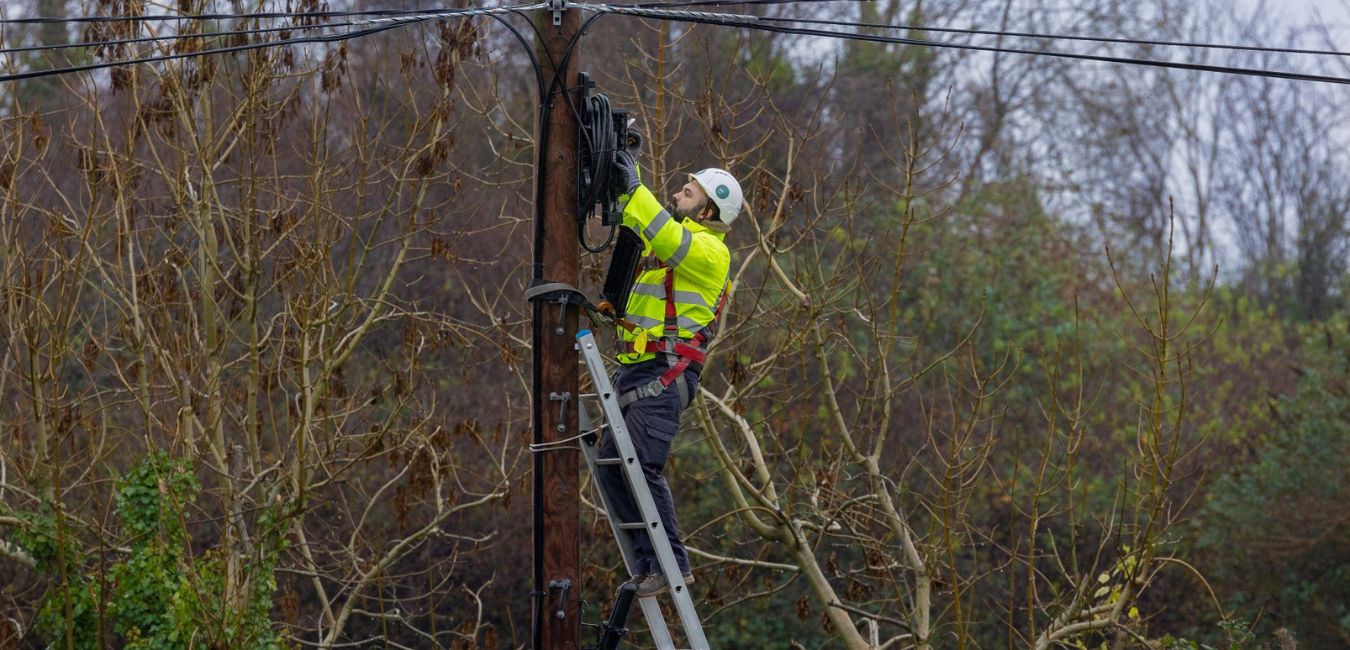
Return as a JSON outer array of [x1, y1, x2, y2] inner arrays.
[[526, 279, 595, 335], [548, 0, 567, 27]]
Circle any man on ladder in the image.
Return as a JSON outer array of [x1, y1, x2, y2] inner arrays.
[[599, 151, 742, 597]]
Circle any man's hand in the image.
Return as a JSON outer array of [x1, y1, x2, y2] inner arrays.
[[613, 150, 642, 197]]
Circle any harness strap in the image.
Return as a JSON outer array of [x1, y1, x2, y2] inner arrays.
[[662, 268, 680, 338], [616, 276, 729, 410], [618, 373, 691, 409], [617, 339, 707, 363]]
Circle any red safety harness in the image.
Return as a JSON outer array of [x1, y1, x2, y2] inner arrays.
[[618, 263, 728, 409]]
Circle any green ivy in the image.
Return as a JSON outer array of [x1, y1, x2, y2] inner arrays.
[[32, 574, 103, 649], [116, 451, 199, 547], [10, 501, 71, 572], [1194, 317, 1350, 647], [13, 452, 285, 649]]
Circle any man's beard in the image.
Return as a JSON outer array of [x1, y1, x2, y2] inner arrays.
[[668, 203, 692, 221]]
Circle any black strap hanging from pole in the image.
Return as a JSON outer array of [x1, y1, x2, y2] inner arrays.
[[599, 226, 644, 318]]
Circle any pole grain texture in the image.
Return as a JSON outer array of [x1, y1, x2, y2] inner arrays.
[[532, 5, 582, 650]]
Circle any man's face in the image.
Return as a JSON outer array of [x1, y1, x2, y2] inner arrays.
[[671, 180, 710, 220]]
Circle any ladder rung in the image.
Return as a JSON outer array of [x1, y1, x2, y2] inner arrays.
[[595, 457, 628, 466], [617, 522, 649, 531]]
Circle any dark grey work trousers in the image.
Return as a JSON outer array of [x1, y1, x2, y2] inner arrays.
[[597, 359, 698, 576]]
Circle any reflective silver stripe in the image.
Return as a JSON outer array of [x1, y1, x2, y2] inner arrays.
[[672, 289, 711, 308], [630, 283, 714, 309], [621, 314, 706, 335], [626, 314, 664, 329], [643, 210, 672, 241], [630, 283, 667, 299], [668, 229, 693, 266]]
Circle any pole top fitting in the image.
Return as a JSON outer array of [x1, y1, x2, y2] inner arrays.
[[547, 0, 567, 27]]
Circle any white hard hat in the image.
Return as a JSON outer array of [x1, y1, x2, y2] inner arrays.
[[689, 168, 743, 226]]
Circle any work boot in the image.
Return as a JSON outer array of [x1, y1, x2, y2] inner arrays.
[[621, 573, 650, 591], [635, 571, 694, 597]]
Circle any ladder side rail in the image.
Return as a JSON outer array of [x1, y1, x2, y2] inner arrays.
[[638, 598, 676, 650], [579, 353, 680, 650]]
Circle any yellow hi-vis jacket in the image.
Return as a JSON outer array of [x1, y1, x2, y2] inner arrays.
[[617, 185, 730, 365]]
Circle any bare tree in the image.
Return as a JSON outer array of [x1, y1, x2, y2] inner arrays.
[[1, 5, 524, 647]]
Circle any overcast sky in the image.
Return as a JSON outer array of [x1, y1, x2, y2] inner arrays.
[[1271, 0, 1350, 29]]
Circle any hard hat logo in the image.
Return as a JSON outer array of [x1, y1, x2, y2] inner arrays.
[[716, 185, 730, 199]]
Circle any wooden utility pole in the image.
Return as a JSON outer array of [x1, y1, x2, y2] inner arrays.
[[532, 3, 581, 649]]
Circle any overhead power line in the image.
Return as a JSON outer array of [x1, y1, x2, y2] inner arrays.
[[0, 7, 480, 25], [624, 0, 836, 7], [6, 2, 1343, 87], [762, 16, 1350, 59], [0, 4, 546, 85], [13, 4, 1340, 62], [3, 17, 373, 57], [15, 1, 1340, 61], [587, 5, 1350, 86], [0, 23, 397, 84]]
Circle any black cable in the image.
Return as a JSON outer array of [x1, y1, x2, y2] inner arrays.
[[528, 7, 615, 283], [576, 98, 622, 250], [503, 8, 555, 98], [532, 7, 609, 276], [578, 90, 621, 253], [0, 6, 545, 85], [558, 12, 610, 136], [581, 91, 612, 213], [523, 10, 618, 254], [495, 6, 606, 124], [595, 7, 1350, 85], [0, 4, 549, 77], [0, 7, 491, 25], [1, 15, 369, 57], [0, 20, 417, 84], [760, 15, 1350, 59], [625, 0, 830, 8]]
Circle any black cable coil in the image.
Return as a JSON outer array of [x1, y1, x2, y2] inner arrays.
[[576, 72, 639, 252]]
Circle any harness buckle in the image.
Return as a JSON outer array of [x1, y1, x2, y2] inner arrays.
[[638, 379, 665, 400]]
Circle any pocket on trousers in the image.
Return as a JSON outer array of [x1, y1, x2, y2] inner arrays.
[[643, 387, 683, 442], [625, 407, 677, 469], [645, 415, 678, 443]]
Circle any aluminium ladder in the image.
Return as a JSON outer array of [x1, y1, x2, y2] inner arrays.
[[575, 328, 710, 650]]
